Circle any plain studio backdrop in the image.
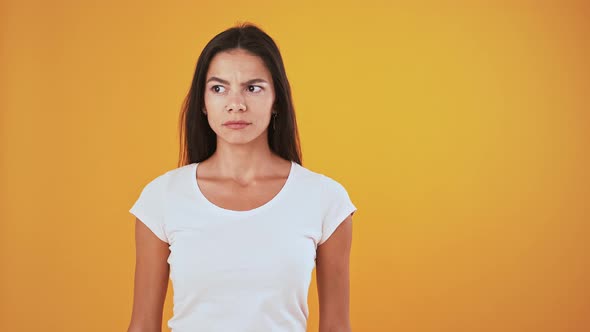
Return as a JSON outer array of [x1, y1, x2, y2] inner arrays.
[[1, 1, 588, 331]]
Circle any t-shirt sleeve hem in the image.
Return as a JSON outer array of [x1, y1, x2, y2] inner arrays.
[[129, 207, 169, 243], [318, 202, 357, 246]]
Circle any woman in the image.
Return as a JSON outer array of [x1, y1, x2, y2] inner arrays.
[[128, 23, 357, 332]]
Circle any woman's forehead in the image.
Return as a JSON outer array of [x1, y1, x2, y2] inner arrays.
[[207, 49, 271, 80]]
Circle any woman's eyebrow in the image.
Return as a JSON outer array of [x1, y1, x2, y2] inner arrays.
[[206, 77, 269, 85]]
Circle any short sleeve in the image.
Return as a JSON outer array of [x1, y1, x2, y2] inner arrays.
[[319, 175, 357, 245], [129, 173, 170, 243]]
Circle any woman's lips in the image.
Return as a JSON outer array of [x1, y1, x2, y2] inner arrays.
[[224, 122, 251, 129]]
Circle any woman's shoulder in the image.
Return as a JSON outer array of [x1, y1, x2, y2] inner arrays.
[[137, 163, 196, 189], [294, 162, 348, 191], [294, 163, 356, 217], [165, 163, 196, 177]]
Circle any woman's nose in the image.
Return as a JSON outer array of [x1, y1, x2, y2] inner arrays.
[[225, 101, 247, 112], [225, 92, 247, 112]]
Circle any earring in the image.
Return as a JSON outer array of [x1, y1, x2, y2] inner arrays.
[[272, 112, 277, 131]]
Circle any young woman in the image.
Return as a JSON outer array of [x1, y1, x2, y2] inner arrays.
[[128, 23, 357, 332]]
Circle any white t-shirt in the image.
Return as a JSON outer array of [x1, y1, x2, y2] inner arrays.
[[129, 161, 357, 332]]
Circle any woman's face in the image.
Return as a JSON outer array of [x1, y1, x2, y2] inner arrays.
[[203, 48, 275, 146]]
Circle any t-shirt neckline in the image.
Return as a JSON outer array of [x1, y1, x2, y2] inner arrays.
[[191, 160, 297, 217]]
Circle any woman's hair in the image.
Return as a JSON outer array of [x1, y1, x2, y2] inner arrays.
[[178, 23, 302, 167]]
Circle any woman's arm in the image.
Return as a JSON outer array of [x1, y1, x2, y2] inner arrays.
[[316, 215, 353, 332], [127, 218, 170, 332]]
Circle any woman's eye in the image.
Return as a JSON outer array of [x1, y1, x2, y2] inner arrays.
[[248, 85, 262, 93], [212, 85, 226, 93]]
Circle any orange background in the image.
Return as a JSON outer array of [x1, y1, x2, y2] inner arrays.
[[1, 1, 589, 331]]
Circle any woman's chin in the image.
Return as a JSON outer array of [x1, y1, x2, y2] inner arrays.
[[218, 131, 267, 146]]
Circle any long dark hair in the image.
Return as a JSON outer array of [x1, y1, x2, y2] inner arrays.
[[178, 23, 302, 167]]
